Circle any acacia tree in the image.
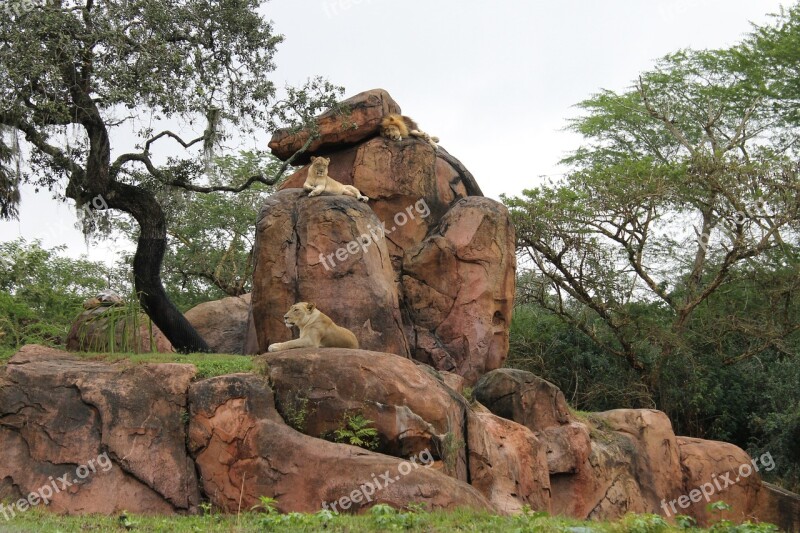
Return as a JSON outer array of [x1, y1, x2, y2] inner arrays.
[[0, 0, 341, 351], [505, 12, 800, 398]]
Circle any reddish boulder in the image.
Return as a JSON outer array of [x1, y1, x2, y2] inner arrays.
[[187, 373, 493, 514], [467, 405, 551, 514], [262, 348, 468, 481], [540, 422, 592, 474], [473, 369, 571, 431], [185, 294, 251, 354], [402, 198, 516, 382], [592, 410, 684, 513], [550, 434, 650, 520], [261, 91, 514, 383], [0, 345, 198, 514], [250, 189, 409, 357], [268, 89, 401, 163], [675, 437, 764, 525]]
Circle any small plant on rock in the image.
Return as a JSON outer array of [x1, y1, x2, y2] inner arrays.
[[333, 412, 380, 450]]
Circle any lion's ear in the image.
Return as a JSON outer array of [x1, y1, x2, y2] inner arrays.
[[306, 302, 316, 312], [323, 157, 330, 162], [310, 156, 317, 162]]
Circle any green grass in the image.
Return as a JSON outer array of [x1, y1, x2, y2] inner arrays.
[[0, 347, 253, 379], [0, 506, 779, 533]]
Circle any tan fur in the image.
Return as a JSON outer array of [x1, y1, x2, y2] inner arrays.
[[380, 113, 439, 149], [303, 156, 369, 202], [267, 302, 359, 352]]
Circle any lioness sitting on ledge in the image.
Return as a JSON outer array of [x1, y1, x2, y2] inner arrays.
[[267, 302, 359, 352], [303, 156, 369, 202]]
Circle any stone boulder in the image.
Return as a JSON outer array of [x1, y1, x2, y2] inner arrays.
[[185, 294, 251, 354], [467, 404, 551, 514], [541, 422, 592, 475], [187, 373, 493, 514], [0, 345, 198, 514], [262, 348, 469, 480], [591, 410, 684, 515], [473, 369, 571, 431], [66, 305, 174, 353], [676, 437, 764, 525], [268, 89, 401, 164], [402, 198, 515, 382], [251, 189, 409, 357]]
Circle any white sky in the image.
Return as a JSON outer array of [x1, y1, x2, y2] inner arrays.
[[0, 0, 788, 264]]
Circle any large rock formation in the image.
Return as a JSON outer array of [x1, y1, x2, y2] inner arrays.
[[1, 345, 798, 530], [0, 345, 197, 514], [251, 191, 409, 357], [188, 372, 491, 514], [263, 348, 468, 480], [254, 89, 514, 383]]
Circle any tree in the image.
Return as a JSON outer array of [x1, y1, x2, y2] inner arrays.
[[0, 0, 342, 352], [109, 150, 281, 311], [505, 16, 800, 402]]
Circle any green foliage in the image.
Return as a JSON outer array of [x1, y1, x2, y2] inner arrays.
[[0, 239, 129, 350], [333, 413, 380, 450], [439, 431, 465, 474], [503, 4, 800, 492], [282, 393, 312, 432], [3, 507, 764, 532], [251, 496, 278, 515]]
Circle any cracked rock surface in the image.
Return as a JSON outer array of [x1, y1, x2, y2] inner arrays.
[[257, 93, 515, 383], [0, 345, 198, 514]]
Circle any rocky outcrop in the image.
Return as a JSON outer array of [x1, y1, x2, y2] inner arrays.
[[0, 345, 796, 527], [467, 405, 551, 514], [187, 373, 492, 514], [255, 90, 515, 383], [262, 348, 468, 480], [755, 482, 800, 532], [473, 369, 571, 431], [66, 301, 174, 353], [251, 190, 409, 357], [402, 197, 516, 382], [268, 89, 401, 164], [0, 345, 197, 514], [184, 294, 251, 354], [675, 437, 764, 525]]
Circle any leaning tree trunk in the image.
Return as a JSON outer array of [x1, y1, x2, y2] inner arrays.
[[107, 181, 211, 353]]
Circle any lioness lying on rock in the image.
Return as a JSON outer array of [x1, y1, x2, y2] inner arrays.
[[303, 156, 369, 202], [267, 302, 359, 352]]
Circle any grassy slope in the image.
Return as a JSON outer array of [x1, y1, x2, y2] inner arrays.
[[1, 507, 775, 533], [0, 348, 253, 378]]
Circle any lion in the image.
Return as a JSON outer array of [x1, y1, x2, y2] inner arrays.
[[380, 114, 439, 150], [303, 156, 369, 202], [267, 302, 359, 352]]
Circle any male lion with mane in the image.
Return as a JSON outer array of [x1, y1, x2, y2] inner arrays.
[[267, 302, 359, 352]]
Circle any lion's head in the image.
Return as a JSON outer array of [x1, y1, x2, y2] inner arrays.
[[309, 156, 330, 178], [283, 302, 316, 328], [381, 124, 402, 141]]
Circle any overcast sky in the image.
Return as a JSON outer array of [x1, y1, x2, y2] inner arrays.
[[0, 0, 788, 263]]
